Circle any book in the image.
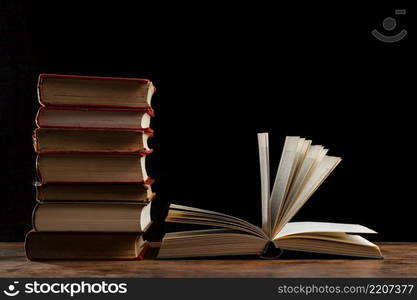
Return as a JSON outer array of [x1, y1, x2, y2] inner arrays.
[[33, 128, 153, 154], [36, 153, 151, 183], [158, 134, 382, 259], [32, 202, 152, 232], [36, 107, 152, 130], [37, 73, 155, 108], [36, 183, 154, 202], [25, 231, 150, 260]]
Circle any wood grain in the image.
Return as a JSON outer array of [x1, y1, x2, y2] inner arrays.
[[0, 242, 416, 278]]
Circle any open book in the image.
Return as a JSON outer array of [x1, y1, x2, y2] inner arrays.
[[158, 134, 382, 259]]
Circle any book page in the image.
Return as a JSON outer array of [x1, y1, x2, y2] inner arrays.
[[275, 155, 342, 234], [269, 136, 301, 235], [257, 133, 270, 236], [158, 229, 267, 258], [168, 204, 268, 239], [274, 221, 377, 239], [277, 145, 325, 222], [168, 211, 265, 237], [276, 233, 382, 258]]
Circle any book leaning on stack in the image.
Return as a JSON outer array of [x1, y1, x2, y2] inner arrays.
[[25, 74, 156, 260]]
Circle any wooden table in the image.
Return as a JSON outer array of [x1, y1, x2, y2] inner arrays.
[[1, 242, 416, 277]]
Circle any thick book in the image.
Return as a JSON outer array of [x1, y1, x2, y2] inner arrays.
[[36, 183, 154, 202], [36, 106, 153, 130], [158, 134, 382, 259], [32, 202, 152, 232], [37, 73, 155, 108], [33, 128, 153, 154], [36, 153, 151, 183], [25, 231, 150, 260]]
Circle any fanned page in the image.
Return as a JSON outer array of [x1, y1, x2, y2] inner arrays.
[[269, 136, 342, 236], [274, 155, 341, 234], [268, 137, 301, 234], [277, 145, 326, 224], [167, 204, 268, 239], [257, 133, 270, 236]]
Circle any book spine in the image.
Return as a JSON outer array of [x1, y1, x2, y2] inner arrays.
[[32, 128, 39, 153], [35, 107, 42, 128], [37, 74, 44, 107], [35, 154, 43, 184], [35, 184, 42, 202], [24, 230, 35, 261], [31, 203, 40, 231]]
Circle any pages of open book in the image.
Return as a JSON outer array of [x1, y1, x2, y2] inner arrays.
[[167, 135, 372, 244], [274, 222, 377, 239], [277, 145, 326, 224], [258, 135, 343, 238], [268, 136, 301, 234], [168, 204, 268, 239], [257, 133, 270, 236], [275, 155, 341, 234]]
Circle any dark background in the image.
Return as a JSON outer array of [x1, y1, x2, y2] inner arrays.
[[1, 1, 414, 241]]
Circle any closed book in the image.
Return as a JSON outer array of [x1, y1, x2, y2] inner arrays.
[[33, 128, 153, 154], [36, 183, 154, 202], [36, 106, 153, 130], [36, 153, 151, 184], [37, 73, 155, 108], [25, 231, 150, 260], [32, 202, 152, 232]]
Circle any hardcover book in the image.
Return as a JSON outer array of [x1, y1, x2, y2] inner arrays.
[[33, 128, 153, 154], [36, 106, 153, 130], [37, 73, 155, 108], [36, 153, 151, 183], [158, 134, 382, 259], [36, 183, 154, 202], [32, 202, 152, 232], [25, 232, 150, 260]]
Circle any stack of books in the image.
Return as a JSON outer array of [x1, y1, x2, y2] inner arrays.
[[25, 74, 156, 260]]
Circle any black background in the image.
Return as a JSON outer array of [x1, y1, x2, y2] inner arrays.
[[1, 1, 414, 242]]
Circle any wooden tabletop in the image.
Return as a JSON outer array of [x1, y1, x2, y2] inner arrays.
[[1, 242, 416, 278]]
